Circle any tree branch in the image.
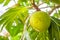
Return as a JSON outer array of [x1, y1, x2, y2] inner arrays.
[[49, 5, 60, 15], [31, 0, 40, 11]]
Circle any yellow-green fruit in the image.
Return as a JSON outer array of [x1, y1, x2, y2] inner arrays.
[[30, 11, 51, 32]]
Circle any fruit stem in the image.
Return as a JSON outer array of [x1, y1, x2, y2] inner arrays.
[[31, 0, 40, 11]]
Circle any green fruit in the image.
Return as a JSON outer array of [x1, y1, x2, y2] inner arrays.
[[30, 11, 51, 32]]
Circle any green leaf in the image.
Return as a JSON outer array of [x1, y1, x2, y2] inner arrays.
[[58, 10, 60, 18], [53, 10, 60, 18], [48, 17, 60, 40], [48, 21, 56, 40], [6, 21, 24, 37], [11, 33, 21, 40], [28, 17, 60, 40], [51, 0, 60, 4], [0, 8, 16, 25], [18, 0, 27, 4], [28, 27, 49, 40], [0, 0, 4, 4], [53, 13, 59, 18], [18, 6, 29, 23], [42, 0, 50, 4], [35, 0, 39, 4], [0, 6, 29, 31], [28, 27, 38, 40], [18, 0, 29, 6], [4, 0, 10, 6], [0, 36, 8, 40], [51, 17, 60, 26]]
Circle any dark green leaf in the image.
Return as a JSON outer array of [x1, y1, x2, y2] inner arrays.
[[28, 26, 49, 40], [48, 17, 60, 40], [51, 17, 60, 26]]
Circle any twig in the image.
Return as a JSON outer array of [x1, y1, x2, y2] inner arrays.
[[31, 0, 40, 11], [40, 6, 53, 9], [27, 5, 53, 9], [49, 5, 60, 15], [38, 2, 44, 6], [27, 2, 44, 9]]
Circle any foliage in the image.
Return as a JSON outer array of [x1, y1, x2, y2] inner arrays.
[[0, 36, 8, 40], [0, 0, 60, 40]]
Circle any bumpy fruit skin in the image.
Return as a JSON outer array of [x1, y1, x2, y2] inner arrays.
[[30, 11, 51, 32]]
